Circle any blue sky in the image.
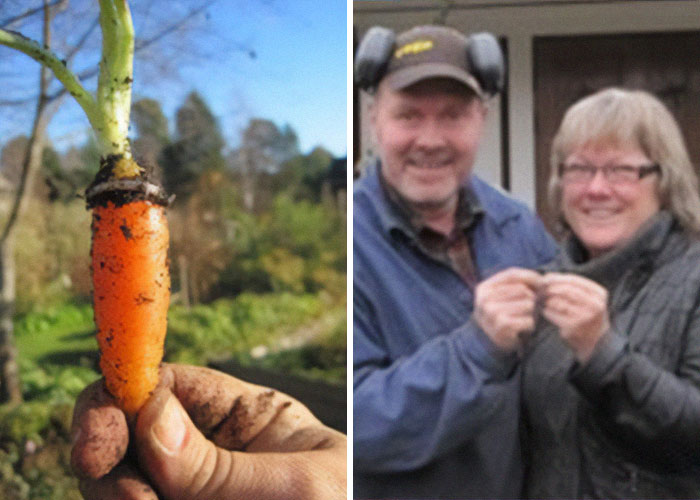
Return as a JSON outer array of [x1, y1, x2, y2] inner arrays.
[[1, 0, 347, 158]]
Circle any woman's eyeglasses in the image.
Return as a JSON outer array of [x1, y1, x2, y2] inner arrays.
[[559, 163, 660, 185]]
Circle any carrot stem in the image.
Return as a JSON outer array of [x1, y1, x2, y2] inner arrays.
[[0, 1, 137, 161]]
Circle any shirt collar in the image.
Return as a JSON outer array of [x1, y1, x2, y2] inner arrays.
[[376, 162, 484, 240]]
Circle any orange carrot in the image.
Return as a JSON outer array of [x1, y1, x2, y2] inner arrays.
[[88, 157, 170, 416]]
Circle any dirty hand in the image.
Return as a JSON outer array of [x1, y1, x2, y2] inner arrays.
[[541, 272, 610, 363], [71, 363, 347, 500], [474, 268, 543, 352]]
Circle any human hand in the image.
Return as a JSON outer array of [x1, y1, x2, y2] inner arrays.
[[71, 363, 347, 500], [474, 268, 543, 352], [541, 272, 610, 363]]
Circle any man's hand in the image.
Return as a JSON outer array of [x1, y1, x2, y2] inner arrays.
[[71, 363, 347, 500], [474, 268, 543, 352], [541, 273, 610, 363]]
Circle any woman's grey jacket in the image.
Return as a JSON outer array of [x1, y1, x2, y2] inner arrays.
[[522, 211, 700, 499]]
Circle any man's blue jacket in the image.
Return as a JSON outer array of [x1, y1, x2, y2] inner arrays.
[[353, 163, 556, 499]]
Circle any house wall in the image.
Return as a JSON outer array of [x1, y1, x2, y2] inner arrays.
[[354, 0, 700, 208]]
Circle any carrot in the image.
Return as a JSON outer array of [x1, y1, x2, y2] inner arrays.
[[88, 156, 170, 416]]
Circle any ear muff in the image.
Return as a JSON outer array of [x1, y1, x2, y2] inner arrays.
[[467, 32, 505, 97], [354, 26, 396, 92], [354, 26, 506, 97]]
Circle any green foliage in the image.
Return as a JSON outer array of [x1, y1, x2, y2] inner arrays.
[[77, 136, 101, 182], [41, 146, 71, 202], [276, 146, 334, 201], [160, 91, 226, 196], [234, 119, 300, 175], [0, 449, 30, 500], [0, 399, 67, 447], [14, 200, 92, 313], [131, 98, 171, 183], [14, 303, 93, 340], [215, 193, 346, 297], [131, 98, 170, 145], [165, 292, 326, 365], [237, 308, 346, 383], [0, 357, 92, 500], [18, 360, 98, 404], [0, 395, 82, 500]]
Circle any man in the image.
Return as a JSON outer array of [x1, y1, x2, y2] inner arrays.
[[353, 25, 557, 499]]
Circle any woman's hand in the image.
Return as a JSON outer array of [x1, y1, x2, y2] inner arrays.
[[541, 272, 610, 363]]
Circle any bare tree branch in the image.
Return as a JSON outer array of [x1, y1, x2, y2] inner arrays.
[[0, 1, 249, 108], [0, 0, 66, 404], [65, 15, 100, 60], [0, 0, 66, 29], [135, 0, 214, 51], [0, 0, 57, 244], [0, 29, 99, 123], [0, 61, 99, 106]]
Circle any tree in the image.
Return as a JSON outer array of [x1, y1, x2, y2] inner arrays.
[[275, 146, 334, 202], [160, 91, 229, 305], [41, 143, 68, 201], [0, 1, 64, 403], [169, 169, 236, 305], [229, 118, 299, 212], [160, 90, 225, 197], [132, 97, 170, 145], [131, 97, 170, 182], [0, 136, 30, 188]]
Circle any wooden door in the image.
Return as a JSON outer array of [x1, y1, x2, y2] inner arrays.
[[534, 32, 700, 233]]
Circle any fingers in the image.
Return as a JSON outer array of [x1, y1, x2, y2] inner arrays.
[[474, 268, 543, 351], [478, 268, 543, 303], [71, 364, 347, 499], [540, 273, 608, 320], [162, 363, 333, 450], [542, 272, 607, 302], [474, 268, 612, 361], [71, 378, 129, 480], [134, 381, 347, 500], [540, 273, 610, 362], [482, 267, 543, 289], [78, 463, 158, 500], [540, 299, 571, 327]]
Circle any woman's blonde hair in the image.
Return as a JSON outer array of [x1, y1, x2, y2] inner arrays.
[[549, 87, 700, 235]]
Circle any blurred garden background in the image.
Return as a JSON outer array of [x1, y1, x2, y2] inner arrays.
[[0, 1, 346, 498]]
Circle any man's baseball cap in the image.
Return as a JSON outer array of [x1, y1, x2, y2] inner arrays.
[[384, 25, 483, 97]]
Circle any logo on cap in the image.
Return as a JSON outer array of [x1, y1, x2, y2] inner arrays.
[[394, 39, 434, 59]]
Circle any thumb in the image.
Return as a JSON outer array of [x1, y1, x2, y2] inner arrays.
[[135, 387, 234, 500], [136, 382, 346, 500]]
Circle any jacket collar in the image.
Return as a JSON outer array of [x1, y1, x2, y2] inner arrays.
[[555, 211, 675, 289]]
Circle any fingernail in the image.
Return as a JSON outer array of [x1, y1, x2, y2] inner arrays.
[[152, 394, 186, 456]]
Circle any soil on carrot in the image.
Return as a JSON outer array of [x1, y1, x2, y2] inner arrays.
[[86, 155, 169, 209]]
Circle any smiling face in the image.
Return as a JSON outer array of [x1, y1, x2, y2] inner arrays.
[[372, 78, 486, 215], [561, 143, 661, 257]]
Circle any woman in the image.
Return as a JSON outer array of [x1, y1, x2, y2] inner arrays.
[[521, 88, 700, 498]]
